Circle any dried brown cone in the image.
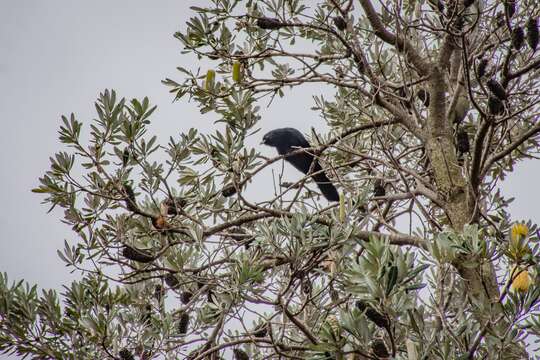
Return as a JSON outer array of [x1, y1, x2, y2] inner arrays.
[[233, 349, 250, 360], [221, 184, 237, 197], [486, 79, 507, 100], [371, 339, 390, 359], [178, 312, 190, 335], [373, 180, 386, 197], [356, 301, 390, 329], [333, 16, 347, 31], [256, 17, 284, 30], [512, 26, 525, 50], [161, 196, 187, 216], [252, 322, 268, 338], [164, 273, 180, 289], [504, 0, 516, 18], [476, 58, 488, 78], [119, 348, 135, 360], [527, 17, 539, 51], [488, 95, 504, 115], [122, 245, 154, 263], [123, 183, 138, 212], [456, 129, 470, 155], [180, 291, 193, 304]]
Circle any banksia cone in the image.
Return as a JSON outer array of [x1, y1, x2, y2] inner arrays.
[[205, 69, 216, 90], [373, 180, 386, 197], [477, 58, 488, 78], [256, 17, 284, 30], [333, 16, 347, 31], [178, 312, 190, 335], [511, 267, 532, 292], [509, 223, 530, 261], [253, 322, 268, 338], [180, 291, 193, 304], [504, 0, 516, 19], [527, 17, 539, 51], [488, 96, 504, 115], [123, 183, 138, 212], [221, 184, 237, 197], [486, 79, 507, 100], [233, 349, 250, 360], [356, 301, 390, 329], [122, 147, 130, 167], [511, 223, 528, 240], [164, 273, 180, 289], [512, 27, 525, 50], [232, 61, 242, 83], [161, 197, 186, 216], [456, 129, 470, 154], [119, 348, 135, 360], [122, 245, 154, 263], [371, 339, 390, 358]]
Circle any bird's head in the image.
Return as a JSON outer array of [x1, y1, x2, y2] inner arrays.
[[261, 130, 279, 147]]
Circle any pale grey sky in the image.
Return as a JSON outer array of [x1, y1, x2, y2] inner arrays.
[[0, 1, 538, 357]]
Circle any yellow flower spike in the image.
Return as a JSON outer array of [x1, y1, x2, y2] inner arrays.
[[511, 267, 532, 292], [339, 192, 345, 223], [205, 70, 216, 90], [232, 62, 242, 83], [509, 223, 530, 261], [511, 223, 528, 241]]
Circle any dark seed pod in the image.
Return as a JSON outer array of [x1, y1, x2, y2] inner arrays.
[[477, 58, 488, 78], [463, 0, 475, 8], [333, 16, 347, 31], [123, 183, 138, 212], [373, 180, 386, 197], [233, 349, 250, 360], [371, 339, 390, 358], [486, 79, 507, 100], [527, 17, 539, 51], [164, 273, 180, 289], [119, 348, 135, 360], [253, 323, 268, 338], [512, 27, 525, 50], [122, 147, 130, 167], [122, 245, 154, 263], [356, 301, 390, 329], [221, 184, 237, 197], [256, 17, 284, 30], [180, 291, 193, 304], [162, 197, 187, 216], [488, 96, 504, 115], [456, 130, 470, 154], [416, 88, 430, 107], [301, 277, 312, 294], [178, 312, 190, 335], [504, 1, 516, 19]]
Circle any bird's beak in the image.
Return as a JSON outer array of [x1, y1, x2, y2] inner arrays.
[[260, 140, 266, 145]]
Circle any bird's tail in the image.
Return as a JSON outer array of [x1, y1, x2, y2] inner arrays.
[[312, 171, 339, 202]]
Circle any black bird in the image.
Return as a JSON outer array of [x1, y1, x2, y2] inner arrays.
[[262, 128, 339, 201]]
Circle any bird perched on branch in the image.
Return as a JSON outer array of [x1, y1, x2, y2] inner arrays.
[[262, 128, 339, 201]]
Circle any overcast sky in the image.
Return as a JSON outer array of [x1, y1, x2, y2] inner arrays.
[[0, 1, 539, 357]]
